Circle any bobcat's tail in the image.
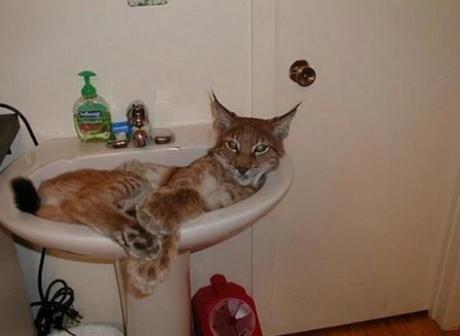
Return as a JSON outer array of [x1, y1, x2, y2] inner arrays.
[[10, 177, 41, 214]]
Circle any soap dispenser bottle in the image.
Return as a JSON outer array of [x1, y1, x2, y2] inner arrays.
[[73, 71, 112, 142]]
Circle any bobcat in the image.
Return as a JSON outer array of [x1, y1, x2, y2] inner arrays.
[[11, 94, 298, 295]]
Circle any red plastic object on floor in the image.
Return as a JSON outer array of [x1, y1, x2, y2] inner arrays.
[[192, 274, 263, 336]]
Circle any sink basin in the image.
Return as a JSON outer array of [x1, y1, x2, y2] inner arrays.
[[0, 123, 294, 335], [0, 124, 293, 259]]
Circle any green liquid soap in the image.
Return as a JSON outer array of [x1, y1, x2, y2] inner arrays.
[[73, 71, 112, 143]]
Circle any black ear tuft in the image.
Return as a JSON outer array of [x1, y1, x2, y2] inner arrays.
[[210, 91, 237, 131], [10, 177, 41, 214], [271, 102, 301, 140]]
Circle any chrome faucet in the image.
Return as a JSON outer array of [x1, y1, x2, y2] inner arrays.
[[127, 101, 150, 147]]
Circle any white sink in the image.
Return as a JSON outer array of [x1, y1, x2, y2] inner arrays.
[[0, 124, 293, 259], [0, 123, 294, 335]]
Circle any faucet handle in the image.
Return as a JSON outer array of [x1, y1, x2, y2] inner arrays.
[[127, 100, 149, 127], [133, 129, 148, 147]]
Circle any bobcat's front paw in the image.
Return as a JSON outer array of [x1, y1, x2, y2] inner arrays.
[[115, 226, 162, 260]]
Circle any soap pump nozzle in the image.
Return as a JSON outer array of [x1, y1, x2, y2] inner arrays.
[[78, 70, 97, 98]]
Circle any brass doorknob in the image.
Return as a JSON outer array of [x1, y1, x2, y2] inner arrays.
[[289, 60, 316, 87]]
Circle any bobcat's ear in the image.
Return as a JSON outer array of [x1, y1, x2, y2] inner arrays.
[[271, 102, 301, 140], [210, 92, 236, 132]]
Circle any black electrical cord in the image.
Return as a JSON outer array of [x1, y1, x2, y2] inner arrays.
[[1, 103, 82, 335], [30, 250, 82, 336], [0, 103, 39, 146]]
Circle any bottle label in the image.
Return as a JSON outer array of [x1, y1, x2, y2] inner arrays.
[[75, 102, 111, 141], [78, 103, 106, 123], [79, 110, 101, 120]]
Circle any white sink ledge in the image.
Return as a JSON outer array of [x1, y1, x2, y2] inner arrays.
[[0, 124, 293, 259]]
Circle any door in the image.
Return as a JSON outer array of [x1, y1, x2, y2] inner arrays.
[[252, 1, 460, 334]]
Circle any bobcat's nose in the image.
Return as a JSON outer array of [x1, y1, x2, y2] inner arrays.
[[236, 167, 249, 175]]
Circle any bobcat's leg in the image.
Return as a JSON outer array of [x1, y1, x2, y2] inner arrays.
[[124, 187, 203, 290], [137, 187, 205, 234], [61, 200, 162, 260], [126, 229, 180, 295], [136, 157, 217, 234], [37, 205, 76, 223]]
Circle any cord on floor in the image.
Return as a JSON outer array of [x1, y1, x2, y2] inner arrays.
[[30, 248, 82, 336]]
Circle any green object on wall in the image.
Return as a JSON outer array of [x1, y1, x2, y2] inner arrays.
[[128, 0, 168, 6]]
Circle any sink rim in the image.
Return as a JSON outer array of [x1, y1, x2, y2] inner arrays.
[[0, 125, 293, 259]]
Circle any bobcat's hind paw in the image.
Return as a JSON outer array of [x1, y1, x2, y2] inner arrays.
[[115, 226, 162, 260]]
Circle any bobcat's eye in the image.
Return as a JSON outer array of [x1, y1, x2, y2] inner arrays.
[[253, 144, 269, 155], [225, 140, 239, 152]]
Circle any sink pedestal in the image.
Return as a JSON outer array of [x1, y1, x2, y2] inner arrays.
[[116, 253, 192, 336]]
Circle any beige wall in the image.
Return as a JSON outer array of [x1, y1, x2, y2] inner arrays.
[[0, 0, 252, 327]]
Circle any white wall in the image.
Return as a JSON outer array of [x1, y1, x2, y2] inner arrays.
[[0, 0, 252, 327]]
